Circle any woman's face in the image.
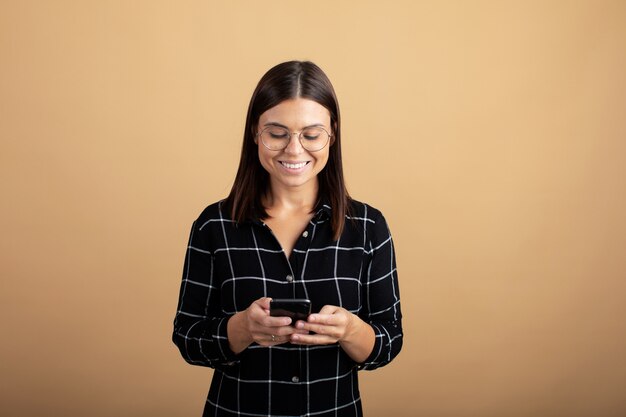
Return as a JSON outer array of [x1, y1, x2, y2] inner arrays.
[[256, 98, 331, 193]]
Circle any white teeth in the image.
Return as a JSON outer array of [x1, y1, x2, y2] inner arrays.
[[281, 161, 308, 169]]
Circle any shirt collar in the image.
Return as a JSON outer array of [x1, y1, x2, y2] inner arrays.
[[248, 199, 332, 225], [314, 199, 332, 222]]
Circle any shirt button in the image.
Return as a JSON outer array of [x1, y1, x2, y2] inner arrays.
[[286, 274, 293, 282], [302, 230, 309, 238], [292, 376, 299, 383]]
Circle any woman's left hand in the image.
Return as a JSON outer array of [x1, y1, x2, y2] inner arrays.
[[290, 305, 358, 345], [290, 304, 376, 363]]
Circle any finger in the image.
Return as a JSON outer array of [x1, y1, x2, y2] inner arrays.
[[248, 300, 271, 321], [295, 320, 320, 331], [272, 325, 298, 337], [269, 333, 296, 345], [256, 297, 272, 310], [300, 322, 342, 338], [260, 315, 292, 327], [290, 322, 311, 334], [318, 305, 339, 315], [290, 333, 337, 345], [252, 333, 273, 346], [254, 332, 287, 345], [307, 313, 340, 326]]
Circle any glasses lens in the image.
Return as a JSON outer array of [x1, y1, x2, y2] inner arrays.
[[261, 126, 290, 150], [300, 127, 329, 151], [259, 126, 330, 151]]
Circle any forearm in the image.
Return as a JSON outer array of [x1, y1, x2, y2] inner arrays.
[[339, 315, 376, 363], [172, 315, 238, 367], [227, 311, 253, 355]]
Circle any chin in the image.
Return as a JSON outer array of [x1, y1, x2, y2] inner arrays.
[[277, 174, 316, 187]]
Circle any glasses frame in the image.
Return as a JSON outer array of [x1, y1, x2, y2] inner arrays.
[[257, 125, 332, 152]]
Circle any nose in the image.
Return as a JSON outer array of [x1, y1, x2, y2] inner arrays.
[[283, 132, 304, 155]]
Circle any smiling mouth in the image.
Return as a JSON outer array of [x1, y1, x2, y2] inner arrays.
[[279, 161, 310, 169]]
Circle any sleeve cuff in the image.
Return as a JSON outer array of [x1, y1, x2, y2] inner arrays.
[[206, 316, 240, 365], [358, 323, 384, 370]]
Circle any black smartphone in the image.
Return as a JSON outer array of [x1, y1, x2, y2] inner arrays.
[[270, 298, 311, 325]]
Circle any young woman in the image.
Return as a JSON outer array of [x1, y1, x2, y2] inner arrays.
[[173, 61, 403, 417]]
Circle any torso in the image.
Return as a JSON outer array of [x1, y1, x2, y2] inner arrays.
[[189, 199, 396, 416]]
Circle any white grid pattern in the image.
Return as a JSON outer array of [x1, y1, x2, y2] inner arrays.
[[173, 200, 402, 416]]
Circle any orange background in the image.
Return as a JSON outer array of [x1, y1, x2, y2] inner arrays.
[[1, 1, 626, 416]]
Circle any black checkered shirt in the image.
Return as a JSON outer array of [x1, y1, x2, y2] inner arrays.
[[172, 199, 403, 417]]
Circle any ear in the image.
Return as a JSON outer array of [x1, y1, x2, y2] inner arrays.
[[330, 122, 338, 145], [252, 125, 258, 144]]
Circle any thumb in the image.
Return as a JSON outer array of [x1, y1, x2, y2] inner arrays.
[[257, 297, 272, 310], [317, 304, 339, 315]]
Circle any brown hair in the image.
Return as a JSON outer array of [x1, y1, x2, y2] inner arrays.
[[223, 61, 350, 240]]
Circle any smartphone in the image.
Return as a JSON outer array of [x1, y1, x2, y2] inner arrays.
[[270, 298, 311, 324]]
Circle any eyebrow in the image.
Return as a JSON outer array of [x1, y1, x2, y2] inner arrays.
[[263, 122, 327, 129]]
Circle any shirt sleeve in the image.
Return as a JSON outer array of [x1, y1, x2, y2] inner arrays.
[[358, 209, 403, 370], [171, 219, 239, 368]]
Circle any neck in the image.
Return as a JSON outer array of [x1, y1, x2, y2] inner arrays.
[[265, 178, 318, 212]]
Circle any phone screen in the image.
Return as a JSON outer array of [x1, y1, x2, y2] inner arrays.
[[270, 298, 311, 324]]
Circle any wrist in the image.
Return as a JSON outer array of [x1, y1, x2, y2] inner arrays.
[[338, 314, 375, 363], [227, 311, 253, 354], [341, 312, 361, 344]]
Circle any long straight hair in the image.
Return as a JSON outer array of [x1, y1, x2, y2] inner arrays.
[[223, 61, 350, 240]]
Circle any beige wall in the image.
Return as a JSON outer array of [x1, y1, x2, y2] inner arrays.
[[1, 1, 626, 416]]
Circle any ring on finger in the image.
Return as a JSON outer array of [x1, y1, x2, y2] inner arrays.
[[271, 334, 277, 342]]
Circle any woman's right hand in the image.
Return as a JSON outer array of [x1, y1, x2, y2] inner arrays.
[[227, 297, 304, 354]]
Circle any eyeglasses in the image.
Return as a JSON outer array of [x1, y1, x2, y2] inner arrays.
[[257, 125, 332, 152]]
